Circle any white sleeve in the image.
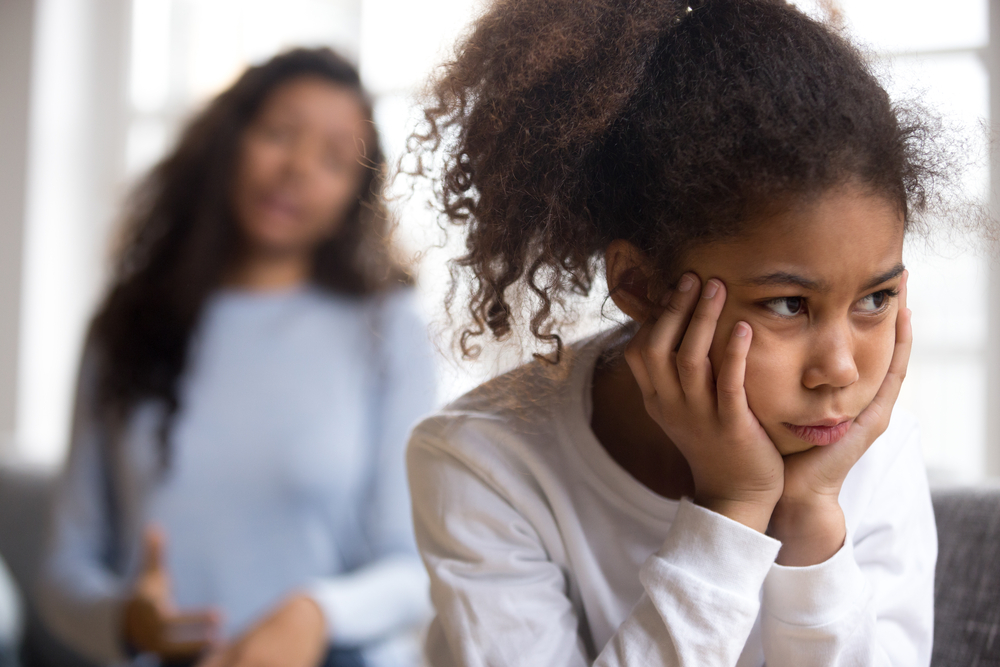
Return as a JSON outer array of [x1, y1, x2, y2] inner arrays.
[[37, 348, 129, 665], [310, 290, 436, 645], [409, 425, 782, 667], [760, 421, 936, 666]]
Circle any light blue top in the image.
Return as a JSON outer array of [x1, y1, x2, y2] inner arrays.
[[39, 286, 436, 666]]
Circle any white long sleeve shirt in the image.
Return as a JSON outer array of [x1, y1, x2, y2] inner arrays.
[[40, 286, 436, 666], [407, 329, 937, 666]]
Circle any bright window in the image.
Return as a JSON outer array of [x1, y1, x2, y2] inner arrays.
[[19, 0, 994, 481]]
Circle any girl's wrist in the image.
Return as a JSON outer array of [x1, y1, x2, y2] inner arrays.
[[695, 493, 780, 534], [768, 497, 846, 566]]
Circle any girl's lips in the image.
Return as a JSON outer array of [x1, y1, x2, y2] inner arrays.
[[783, 419, 853, 446]]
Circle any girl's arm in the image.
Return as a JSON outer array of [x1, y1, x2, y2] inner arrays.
[[409, 421, 783, 667], [37, 348, 131, 664], [760, 416, 936, 666], [306, 290, 434, 645]]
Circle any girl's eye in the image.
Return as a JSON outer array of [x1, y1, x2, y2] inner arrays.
[[765, 297, 805, 317], [857, 290, 892, 313]]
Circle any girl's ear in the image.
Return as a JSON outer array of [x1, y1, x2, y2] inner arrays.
[[605, 240, 660, 322]]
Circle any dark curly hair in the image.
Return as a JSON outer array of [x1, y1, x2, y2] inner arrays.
[[410, 0, 953, 360], [90, 47, 410, 464]]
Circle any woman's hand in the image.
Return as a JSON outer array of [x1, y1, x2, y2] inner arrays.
[[195, 594, 327, 667], [624, 273, 784, 532], [770, 271, 912, 565], [122, 527, 220, 661]]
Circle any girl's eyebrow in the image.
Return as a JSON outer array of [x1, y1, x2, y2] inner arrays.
[[741, 263, 905, 292], [742, 272, 824, 291], [862, 263, 906, 290]]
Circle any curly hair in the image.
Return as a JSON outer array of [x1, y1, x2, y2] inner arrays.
[[410, 0, 951, 360], [90, 47, 410, 465]]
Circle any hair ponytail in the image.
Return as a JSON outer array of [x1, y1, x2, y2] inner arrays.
[[413, 0, 691, 359], [413, 0, 957, 360]]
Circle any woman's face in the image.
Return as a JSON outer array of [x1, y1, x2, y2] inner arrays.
[[232, 76, 370, 257], [684, 185, 906, 455]]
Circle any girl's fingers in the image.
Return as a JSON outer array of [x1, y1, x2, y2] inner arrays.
[[674, 279, 726, 397], [853, 272, 912, 436], [716, 321, 753, 423], [634, 273, 701, 399], [644, 273, 702, 364], [900, 269, 908, 308]]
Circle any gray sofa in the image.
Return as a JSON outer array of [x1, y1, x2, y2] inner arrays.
[[932, 487, 1000, 666], [0, 465, 998, 666], [0, 464, 94, 667]]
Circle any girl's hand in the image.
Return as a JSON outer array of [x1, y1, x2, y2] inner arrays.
[[122, 527, 220, 661], [624, 274, 784, 532], [195, 594, 327, 667], [770, 271, 912, 565]]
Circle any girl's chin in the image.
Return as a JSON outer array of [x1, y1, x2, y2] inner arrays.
[[764, 430, 817, 456], [774, 440, 816, 456]]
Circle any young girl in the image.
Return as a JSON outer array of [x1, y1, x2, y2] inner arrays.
[[40, 49, 434, 667], [406, 0, 944, 664]]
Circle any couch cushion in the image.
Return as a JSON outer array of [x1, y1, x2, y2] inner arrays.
[[932, 487, 1000, 667], [0, 464, 96, 667], [0, 463, 54, 599]]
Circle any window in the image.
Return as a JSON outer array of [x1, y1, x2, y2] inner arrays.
[[15, 0, 995, 482]]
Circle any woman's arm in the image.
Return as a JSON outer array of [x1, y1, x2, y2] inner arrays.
[[409, 422, 783, 667], [37, 349, 130, 664], [760, 417, 936, 666], [39, 348, 219, 665], [308, 290, 435, 645]]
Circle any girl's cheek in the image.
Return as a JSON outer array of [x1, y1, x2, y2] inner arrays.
[[857, 323, 897, 395], [742, 332, 803, 425]]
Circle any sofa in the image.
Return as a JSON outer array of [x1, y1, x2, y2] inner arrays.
[[0, 464, 998, 666], [932, 486, 1000, 666]]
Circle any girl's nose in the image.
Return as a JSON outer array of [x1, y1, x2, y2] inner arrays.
[[801, 324, 860, 390]]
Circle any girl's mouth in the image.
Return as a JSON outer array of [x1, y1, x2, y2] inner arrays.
[[783, 419, 853, 446]]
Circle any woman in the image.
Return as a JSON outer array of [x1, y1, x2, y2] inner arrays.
[[39, 48, 434, 667]]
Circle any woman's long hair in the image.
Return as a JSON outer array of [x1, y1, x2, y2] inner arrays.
[[89, 47, 410, 465]]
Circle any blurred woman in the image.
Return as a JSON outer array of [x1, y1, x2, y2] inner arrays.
[[38, 48, 434, 667]]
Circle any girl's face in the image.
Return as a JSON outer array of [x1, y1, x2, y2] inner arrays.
[[684, 185, 905, 455], [232, 76, 370, 257]]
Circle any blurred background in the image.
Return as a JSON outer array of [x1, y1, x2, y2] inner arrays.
[[0, 0, 995, 484]]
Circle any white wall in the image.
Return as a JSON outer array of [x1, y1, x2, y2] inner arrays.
[[988, 0, 1000, 477], [1, 0, 996, 474], [0, 0, 36, 458], [16, 0, 131, 464]]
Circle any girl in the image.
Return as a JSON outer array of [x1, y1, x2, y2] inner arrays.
[[40, 49, 434, 667], [406, 0, 947, 664]]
